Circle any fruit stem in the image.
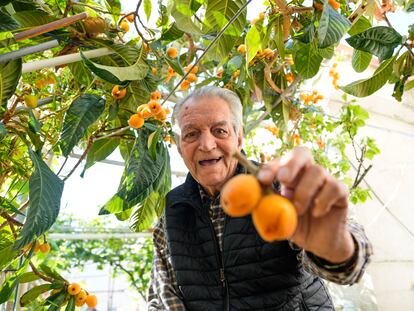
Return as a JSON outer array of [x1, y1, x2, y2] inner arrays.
[[233, 151, 259, 175]]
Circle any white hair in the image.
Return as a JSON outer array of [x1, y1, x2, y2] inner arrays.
[[171, 86, 243, 140]]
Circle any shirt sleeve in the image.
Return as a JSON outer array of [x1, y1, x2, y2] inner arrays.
[[147, 217, 186, 311], [299, 220, 373, 285]]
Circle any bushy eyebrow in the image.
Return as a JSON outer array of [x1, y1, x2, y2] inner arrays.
[[181, 121, 229, 132]]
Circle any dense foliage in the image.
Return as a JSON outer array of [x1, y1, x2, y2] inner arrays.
[[0, 0, 412, 309]]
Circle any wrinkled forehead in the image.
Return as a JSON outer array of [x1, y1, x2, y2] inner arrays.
[[175, 96, 232, 131]]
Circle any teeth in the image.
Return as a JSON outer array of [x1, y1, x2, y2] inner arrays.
[[199, 157, 221, 165]]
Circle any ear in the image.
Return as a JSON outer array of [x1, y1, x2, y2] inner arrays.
[[176, 138, 182, 155], [237, 130, 243, 149]]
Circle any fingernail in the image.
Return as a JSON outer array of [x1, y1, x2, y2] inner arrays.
[[278, 167, 290, 182], [257, 170, 272, 181]]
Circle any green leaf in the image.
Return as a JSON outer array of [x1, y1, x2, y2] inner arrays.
[[246, 25, 261, 62], [348, 15, 371, 36], [160, 22, 185, 43], [144, 0, 152, 21], [60, 94, 105, 157], [274, 15, 286, 58], [202, 0, 246, 61], [0, 228, 17, 270], [318, 1, 351, 48], [18, 272, 40, 283], [318, 45, 334, 59], [0, 121, 6, 140], [46, 290, 66, 310], [352, 49, 372, 72], [130, 150, 171, 231], [0, 196, 22, 214], [84, 138, 119, 172], [0, 260, 28, 304], [14, 150, 64, 249], [117, 135, 167, 206], [406, 0, 414, 12], [101, 132, 168, 214], [39, 264, 67, 282], [20, 284, 52, 307], [293, 42, 323, 79], [0, 59, 22, 115], [130, 192, 163, 231], [12, 10, 56, 27], [147, 129, 162, 160], [404, 79, 414, 91], [341, 56, 396, 97], [346, 26, 402, 61], [68, 62, 93, 87], [295, 22, 316, 44], [171, 0, 202, 35], [165, 57, 184, 76], [104, 0, 121, 21], [0, 0, 13, 6], [92, 40, 146, 66], [0, 11, 19, 31], [227, 55, 244, 72], [65, 296, 76, 311], [81, 50, 148, 85]]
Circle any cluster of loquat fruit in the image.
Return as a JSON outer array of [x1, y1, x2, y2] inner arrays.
[[23, 240, 51, 255], [292, 133, 301, 146], [220, 154, 298, 242], [329, 63, 340, 89], [264, 124, 279, 137], [118, 13, 135, 32], [163, 52, 199, 91], [300, 90, 324, 105], [128, 91, 171, 129], [236, 43, 275, 67], [179, 65, 199, 90], [67, 283, 98, 308], [251, 11, 266, 25]]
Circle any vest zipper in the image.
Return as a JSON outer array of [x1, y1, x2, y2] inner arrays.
[[207, 213, 229, 311]]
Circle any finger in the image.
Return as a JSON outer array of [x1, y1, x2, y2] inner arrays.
[[312, 177, 348, 218], [257, 158, 281, 186], [277, 147, 313, 187], [293, 165, 326, 216], [280, 185, 294, 200]]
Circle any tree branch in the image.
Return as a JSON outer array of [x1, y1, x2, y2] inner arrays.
[[62, 138, 94, 181], [352, 164, 373, 189], [161, 0, 253, 105], [0, 211, 23, 227], [29, 260, 55, 283]]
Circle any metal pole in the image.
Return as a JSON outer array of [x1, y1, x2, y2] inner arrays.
[[47, 232, 152, 240], [14, 13, 88, 42], [0, 40, 59, 63], [22, 47, 115, 73]]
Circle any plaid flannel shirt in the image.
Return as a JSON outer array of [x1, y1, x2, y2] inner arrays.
[[147, 187, 373, 310]]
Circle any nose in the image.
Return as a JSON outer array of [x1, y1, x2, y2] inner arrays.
[[198, 131, 217, 152]]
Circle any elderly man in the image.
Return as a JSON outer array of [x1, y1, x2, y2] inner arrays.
[[148, 86, 372, 310]]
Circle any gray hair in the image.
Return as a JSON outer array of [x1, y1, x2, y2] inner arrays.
[[171, 86, 243, 139]]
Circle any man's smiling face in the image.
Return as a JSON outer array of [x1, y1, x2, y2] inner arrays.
[[177, 96, 242, 196]]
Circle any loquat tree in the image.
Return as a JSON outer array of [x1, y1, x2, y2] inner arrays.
[[0, 0, 411, 309]]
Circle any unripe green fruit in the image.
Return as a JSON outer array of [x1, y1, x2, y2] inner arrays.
[[24, 95, 38, 108]]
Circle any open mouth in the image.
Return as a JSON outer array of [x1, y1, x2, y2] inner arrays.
[[198, 156, 223, 166]]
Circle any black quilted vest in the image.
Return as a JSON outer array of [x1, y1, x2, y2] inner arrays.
[[165, 172, 334, 311]]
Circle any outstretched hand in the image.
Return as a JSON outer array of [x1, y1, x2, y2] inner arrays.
[[257, 147, 355, 263]]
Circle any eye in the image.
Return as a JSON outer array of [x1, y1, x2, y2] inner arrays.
[[213, 128, 228, 137], [183, 131, 199, 142]]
